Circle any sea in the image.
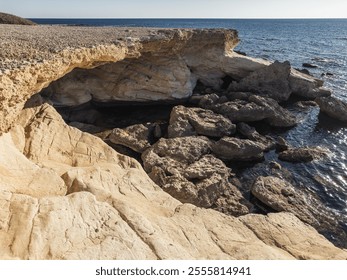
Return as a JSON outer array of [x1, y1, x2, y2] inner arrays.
[[31, 18, 347, 246]]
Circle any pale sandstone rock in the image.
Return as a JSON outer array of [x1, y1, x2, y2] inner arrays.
[[240, 213, 346, 260], [168, 105, 236, 138]]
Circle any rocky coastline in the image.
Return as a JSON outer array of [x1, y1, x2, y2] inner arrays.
[[0, 23, 347, 259]]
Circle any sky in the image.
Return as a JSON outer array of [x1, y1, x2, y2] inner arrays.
[[1, 0, 347, 19]]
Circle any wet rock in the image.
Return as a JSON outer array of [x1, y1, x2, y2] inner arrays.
[[278, 147, 329, 163], [142, 137, 249, 216], [212, 137, 265, 161], [109, 123, 153, 153], [269, 161, 282, 170], [168, 105, 236, 138], [251, 176, 319, 226], [249, 95, 297, 127], [228, 61, 292, 101], [276, 137, 290, 152], [235, 50, 247, 56], [237, 122, 275, 151], [295, 68, 311, 75], [295, 100, 318, 109], [316, 96, 347, 122], [303, 63, 318, 68]]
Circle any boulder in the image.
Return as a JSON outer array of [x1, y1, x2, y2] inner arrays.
[[251, 176, 319, 226], [237, 122, 275, 151], [142, 137, 249, 216], [278, 147, 329, 163], [212, 137, 265, 161], [168, 105, 236, 138], [316, 96, 347, 122], [109, 123, 154, 153], [249, 95, 297, 127], [228, 61, 292, 101]]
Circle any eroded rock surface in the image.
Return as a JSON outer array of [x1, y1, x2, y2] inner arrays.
[[278, 147, 329, 163], [168, 105, 236, 138], [212, 137, 265, 161], [237, 122, 275, 151], [316, 96, 347, 122]]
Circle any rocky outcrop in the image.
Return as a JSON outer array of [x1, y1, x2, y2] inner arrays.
[[141, 136, 250, 216], [0, 12, 36, 25], [278, 147, 329, 163], [316, 96, 347, 122], [212, 137, 265, 161], [168, 105, 236, 138], [199, 94, 297, 127], [0, 26, 345, 260], [4, 103, 344, 260]]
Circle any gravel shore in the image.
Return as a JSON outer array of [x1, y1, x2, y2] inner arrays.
[[0, 24, 169, 72]]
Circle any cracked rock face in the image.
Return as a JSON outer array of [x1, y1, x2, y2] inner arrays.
[[168, 105, 236, 138]]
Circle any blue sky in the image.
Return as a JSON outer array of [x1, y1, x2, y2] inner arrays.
[[1, 0, 347, 18]]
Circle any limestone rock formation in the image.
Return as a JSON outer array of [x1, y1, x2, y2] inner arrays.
[[168, 105, 236, 138], [212, 137, 265, 161], [316, 96, 347, 122], [278, 147, 329, 163]]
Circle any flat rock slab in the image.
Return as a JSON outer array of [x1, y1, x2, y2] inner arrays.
[[168, 105, 236, 138], [212, 137, 265, 161], [251, 176, 318, 226], [278, 147, 329, 163]]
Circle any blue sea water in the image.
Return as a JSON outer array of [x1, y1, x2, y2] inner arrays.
[[31, 18, 347, 245]]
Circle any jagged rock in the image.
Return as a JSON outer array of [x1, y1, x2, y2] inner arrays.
[[109, 123, 154, 153], [249, 95, 297, 127], [208, 99, 274, 123], [199, 94, 297, 127], [212, 137, 265, 161], [237, 122, 275, 151], [168, 105, 236, 138], [276, 136, 290, 152], [251, 176, 319, 226], [278, 147, 329, 163], [224, 91, 252, 101], [316, 96, 347, 122], [142, 137, 249, 216], [229, 61, 292, 101], [295, 100, 318, 109]]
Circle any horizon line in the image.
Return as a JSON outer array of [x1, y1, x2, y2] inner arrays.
[[28, 17, 347, 20]]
